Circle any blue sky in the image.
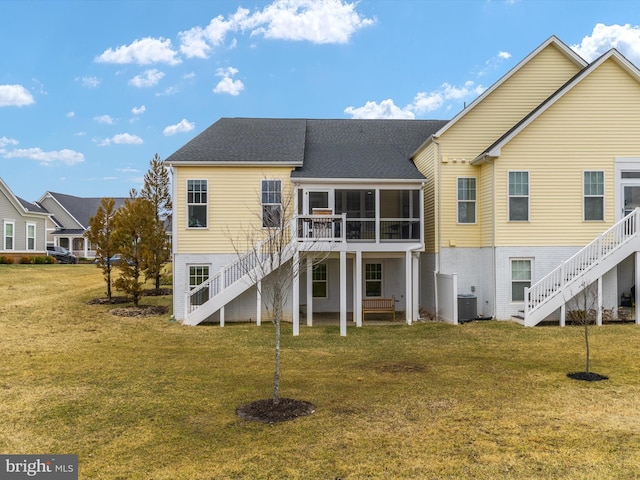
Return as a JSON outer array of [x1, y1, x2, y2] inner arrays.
[[2, 0, 640, 202]]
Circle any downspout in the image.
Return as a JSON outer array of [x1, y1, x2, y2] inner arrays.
[[490, 158, 497, 319], [433, 136, 442, 273]]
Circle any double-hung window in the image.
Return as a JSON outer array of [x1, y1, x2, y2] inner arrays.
[[365, 263, 382, 297], [511, 259, 532, 302], [26, 223, 36, 251], [457, 177, 476, 224], [189, 265, 210, 306], [312, 263, 328, 298], [583, 171, 604, 221], [4, 221, 14, 250], [187, 180, 207, 228], [508, 171, 529, 221], [261, 179, 282, 228]]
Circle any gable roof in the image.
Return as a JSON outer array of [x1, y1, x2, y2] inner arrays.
[[472, 48, 640, 164], [411, 36, 588, 158], [292, 119, 447, 180], [0, 177, 50, 218], [40, 192, 126, 230], [165, 118, 307, 166]]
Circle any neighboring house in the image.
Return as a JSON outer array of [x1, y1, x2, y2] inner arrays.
[[37, 192, 126, 258], [166, 35, 640, 331], [0, 177, 50, 260]]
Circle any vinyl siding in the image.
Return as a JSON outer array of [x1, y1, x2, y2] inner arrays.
[[413, 142, 438, 252], [436, 43, 583, 249], [0, 192, 47, 253], [493, 58, 640, 246], [39, 196, 82, 229], [174, 165, 295, 253]]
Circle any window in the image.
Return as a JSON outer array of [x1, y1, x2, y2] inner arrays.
[[584, 171, 604, 221], [189, 265, 210, 306], [312, 263, 328, 298], [508, 171, 529, 221], [365, 263, 382, 297], [26, 224, 36, 251], [262, 179, 282, 228], [511, 259, 532, 302], [187, 180, 207, 228], [457, 177, 476, 223], [4, 221, 14, 250]]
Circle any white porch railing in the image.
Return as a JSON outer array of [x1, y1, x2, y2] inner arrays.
[[295, 214, 346, 242], [524, 208, 640, 322]]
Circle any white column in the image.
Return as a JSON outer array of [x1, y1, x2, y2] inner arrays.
[[596, 276, 603, 326], [340, 250, 347, 336], [355, 250, 362, 327], [636, 252, 640, 324], [405, 250, 412, 325], [256, 280, 262, 326], [306, 255, 313, 326], [412, 252, 419, 323], [293, 252, 300, 336], [560, 303, 566, 327], [220, 306, 225, 327]]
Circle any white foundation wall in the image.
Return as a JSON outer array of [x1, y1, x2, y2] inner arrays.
[[493, 246, 618, 320]]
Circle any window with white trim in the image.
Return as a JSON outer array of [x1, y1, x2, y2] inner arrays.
[[508, 171, 529, 221], [4, 221, 14, 250], [312, 263, 328, 298], [189, 265, 210, 306], [583, 171, 604, 221], [187, 180, 207, 228], [365, 263, 382, 297], [26, 223, 36, 251], [261, 179, 282, 228], [457, 177, 476, 224], [511, 259, 531, 302]]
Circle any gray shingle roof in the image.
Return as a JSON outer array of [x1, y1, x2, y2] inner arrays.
[[165, 118, 307, 164], [293, 119, 448, 179], [165, 117, 448, 180], [48, 192, 126, 229], [17, 196, 49, 214]]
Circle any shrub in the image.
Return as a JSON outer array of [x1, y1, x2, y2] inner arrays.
[[20, 256, 34, 264], [0, 256, 14, 264]]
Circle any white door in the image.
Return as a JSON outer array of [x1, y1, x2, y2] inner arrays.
[[622, 183, 640, 217]]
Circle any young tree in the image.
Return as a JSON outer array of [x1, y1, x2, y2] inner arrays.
[[140, 153, 172, 290], [85, 197, 118, 299], [112, 193, 156, 307]]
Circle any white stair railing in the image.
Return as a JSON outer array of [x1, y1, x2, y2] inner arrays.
[[525, 208, 640, 320]]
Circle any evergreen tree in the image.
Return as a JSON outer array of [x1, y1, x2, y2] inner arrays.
[[85, 197, 118, 299]]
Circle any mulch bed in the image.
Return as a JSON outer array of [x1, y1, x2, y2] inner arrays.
[[86, 296, 130, 305], [236, 398, 316, 423], [567, 371, 609, 381], [109, 305, 168, 317]]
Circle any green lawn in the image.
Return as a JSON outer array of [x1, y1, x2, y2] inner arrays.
[[1, 264, 640, 479]]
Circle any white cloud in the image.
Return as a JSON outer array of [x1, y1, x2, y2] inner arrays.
[[131, 105, 146, 115], [76, 76, 101, 88], [163, 118, 195, 136], [0, 84, 35, 107], [213, 67, 244, 96], [572, 23, 640, 65], [98, 133, 144, 147], [247, 0, 376, 44], [498, 51, 512, 59], [156, 86, 179, 96], [0, 136, 19, 152], [345, 80, 486, 119], [66, 111, 75, 118], [116, 167, 140, 173], [129, 69, 165, 88], [4, 147, 84, 166], [95, 37, 181, 65], [94, 114, 114, 125], [344, 99, 415, 120]]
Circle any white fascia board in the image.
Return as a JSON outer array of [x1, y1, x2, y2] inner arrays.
[[292, 177, 425, 186], [164, 160, 303, 167], [432, 36, 588, 141]]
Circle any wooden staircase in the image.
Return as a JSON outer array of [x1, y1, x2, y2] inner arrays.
[[523, 209, 640, 326]]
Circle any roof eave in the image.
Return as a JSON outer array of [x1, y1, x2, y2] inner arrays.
[[165, 160, 303, 167]]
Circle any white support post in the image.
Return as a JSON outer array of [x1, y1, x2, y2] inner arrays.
[[340, 250, 347, 336], [560, 303, 566, 327], [636, 252, 640, 324], [220, 306, 225, 328], [355, 250, 363, 327], [306, 255, 313, 326], [597, 276, 603, 326], [412, 253, 419, 323], [405, 250, 412, 325], [293, 251, 300, 336], [256, 280, 262, 326]]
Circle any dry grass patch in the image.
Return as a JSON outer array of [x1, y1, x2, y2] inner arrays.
[[1, 265, 640, 478]]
